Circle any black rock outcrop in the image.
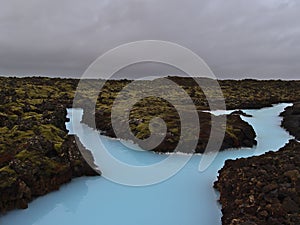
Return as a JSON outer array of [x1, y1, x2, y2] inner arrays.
[[214, 140, 300, 225], [281, 102, 300, 140]]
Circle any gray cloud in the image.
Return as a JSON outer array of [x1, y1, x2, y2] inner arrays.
[[0, 0, 299, 79]]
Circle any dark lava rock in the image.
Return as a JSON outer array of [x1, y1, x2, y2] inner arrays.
[[0, 135, 99, 213], [60, 135, 100, 177], [281, 102, 300, 140], [83, 108, 257, 153], [214, 140, 300, 225], [231, 110, 253, 117], [2, 76, 300, 216], [0, 77, 99, 214]]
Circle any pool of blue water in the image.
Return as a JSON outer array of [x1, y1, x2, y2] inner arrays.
[[1, 103, 293, 225]]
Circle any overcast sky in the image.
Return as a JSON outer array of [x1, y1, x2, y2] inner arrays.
[[0, 0, 299, 79]]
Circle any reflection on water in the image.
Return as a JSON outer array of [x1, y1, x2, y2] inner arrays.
[[1, 103, 293, 225]]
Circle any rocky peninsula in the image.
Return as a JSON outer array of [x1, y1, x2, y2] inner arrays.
[[0, 77, 98, 213], [83, 108, 257, 153], [79, 77, 300, 153]]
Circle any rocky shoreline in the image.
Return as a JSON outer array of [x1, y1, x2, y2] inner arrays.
[[214, 140, 300, 224], [0, 135, 99, 213], [280, 102, 300, 140], [214, 103, 300, 224], [0, 77, 99, 214]]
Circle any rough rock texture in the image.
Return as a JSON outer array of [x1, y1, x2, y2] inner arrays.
[[0, 77, 99, 214], [2, 76, 300, 214], [281, 102, 300, 140], [0, 135, 99, 213], [214, 140, 300, 225], [83, 107, 257, 153], [168, 77, 300, 110], [78, 77, 300, 154]]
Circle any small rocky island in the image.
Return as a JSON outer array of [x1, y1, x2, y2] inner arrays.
[[1, 76, 300, 221], [83, 108, 257, 153]]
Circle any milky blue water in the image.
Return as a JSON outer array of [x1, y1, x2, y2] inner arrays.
[[1, 103, 293, 225]]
